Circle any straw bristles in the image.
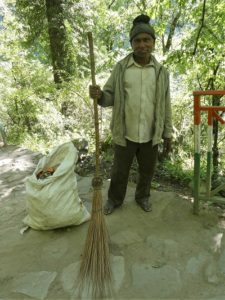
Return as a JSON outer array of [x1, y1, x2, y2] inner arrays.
[[78, 186, 112, 299]]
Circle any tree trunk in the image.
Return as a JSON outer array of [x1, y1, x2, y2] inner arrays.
[[45, 0, 73, 83], [207, 62, 221, 185], [212, 95, 220, 183]]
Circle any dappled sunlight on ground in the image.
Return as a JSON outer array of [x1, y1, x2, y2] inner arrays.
[[1, 145, 225, 299], [212, 233, 223, 253]]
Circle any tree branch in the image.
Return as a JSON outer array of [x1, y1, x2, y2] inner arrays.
[[164, 10, 181, 53], [206, 61, 221, 90], [205, 25, 223, 43], [192, 0, 207, 55], [197, 74, 204, 90], [162, 34, 165, 53], [108, 0, 116, 9]]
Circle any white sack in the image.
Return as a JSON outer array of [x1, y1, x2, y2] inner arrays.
[[23, 142, 90, 230]]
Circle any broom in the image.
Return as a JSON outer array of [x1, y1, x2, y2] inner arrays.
[[77, 32, 112, 299]]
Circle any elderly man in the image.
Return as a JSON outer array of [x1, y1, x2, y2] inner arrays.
[[90, 14, 172, 214]]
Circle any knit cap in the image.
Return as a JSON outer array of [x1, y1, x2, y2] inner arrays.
[[129, 14, 155, 42]]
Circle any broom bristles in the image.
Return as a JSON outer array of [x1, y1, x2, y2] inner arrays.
[[78, 187, 113, 299]]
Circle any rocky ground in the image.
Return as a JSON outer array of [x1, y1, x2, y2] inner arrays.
[[0, 144, 225, 300]]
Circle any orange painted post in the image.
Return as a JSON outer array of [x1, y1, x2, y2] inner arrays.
[[206, 109, 213, 200], [193, 95, 201, 214], [193, 90, 225, 214]]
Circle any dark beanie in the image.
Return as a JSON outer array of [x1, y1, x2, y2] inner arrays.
[[129, 14, 155, 42]]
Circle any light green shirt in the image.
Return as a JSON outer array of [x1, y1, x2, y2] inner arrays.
[[124, 55, 156, 143], [99, 53, 172, 147]]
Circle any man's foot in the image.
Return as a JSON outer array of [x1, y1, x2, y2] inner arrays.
[[136, 199, 152, 212], [103, 199, 121, 215]]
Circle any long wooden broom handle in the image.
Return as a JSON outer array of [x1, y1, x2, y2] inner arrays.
[[88, 32, 100, 176]]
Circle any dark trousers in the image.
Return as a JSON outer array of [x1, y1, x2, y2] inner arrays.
[[108, 140, 158, 206]]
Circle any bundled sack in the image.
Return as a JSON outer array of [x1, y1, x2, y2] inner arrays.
[[23, 142, 90, 230]]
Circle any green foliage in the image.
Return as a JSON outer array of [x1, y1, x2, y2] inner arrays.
[[1, 1, 94, 151], [15, 0, 50, 61], [165, 0, 225, 89], [157, 158, 194, 186]]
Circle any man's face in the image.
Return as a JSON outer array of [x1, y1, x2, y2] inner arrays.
[[131, 32, 155, 59]]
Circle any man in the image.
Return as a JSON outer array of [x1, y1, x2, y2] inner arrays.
[[90, 14, 172, 214]]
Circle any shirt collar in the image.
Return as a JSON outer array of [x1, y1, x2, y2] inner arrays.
[[127, 54, 155, 68]]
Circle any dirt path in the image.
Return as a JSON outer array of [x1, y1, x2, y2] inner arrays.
[[0, 145, 225, 300]]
